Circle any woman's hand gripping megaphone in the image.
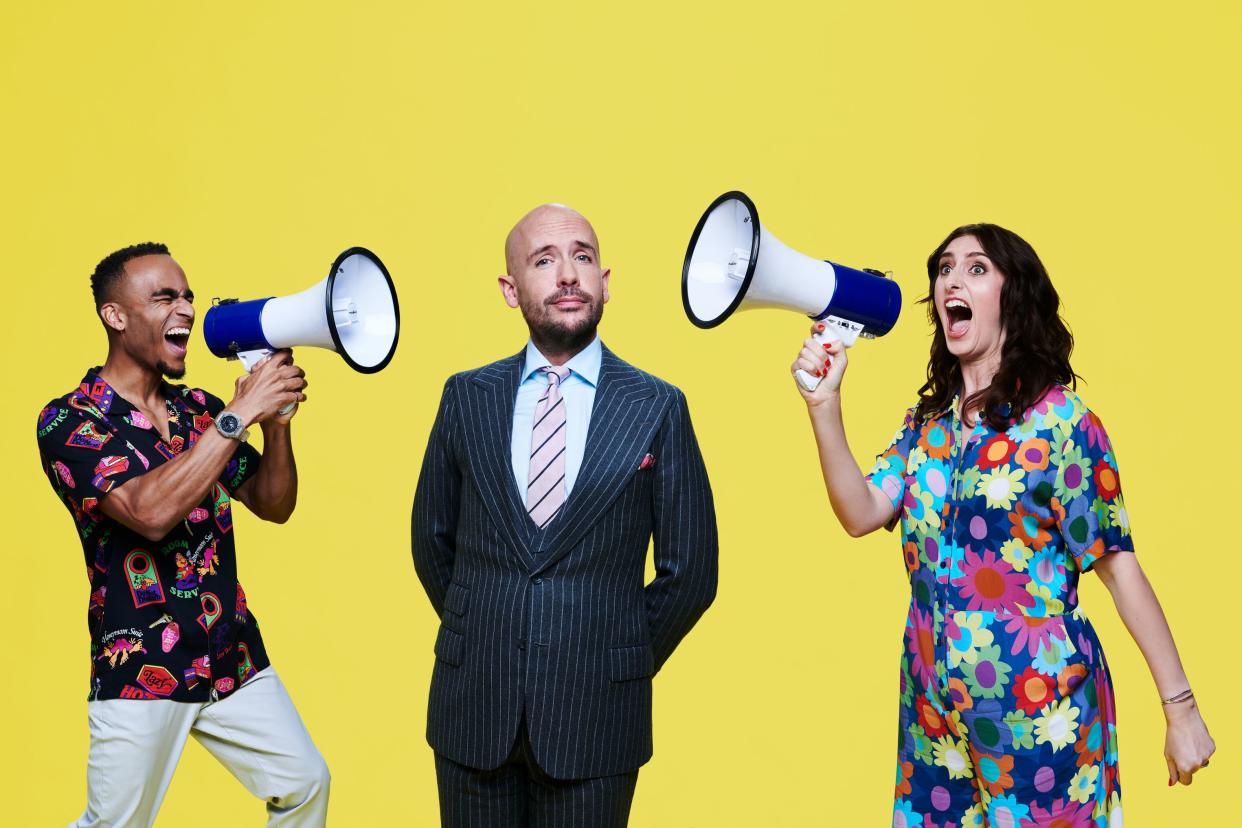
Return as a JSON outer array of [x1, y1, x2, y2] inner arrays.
[[793, 322, 848, 397], [794, 314, 867, 392]]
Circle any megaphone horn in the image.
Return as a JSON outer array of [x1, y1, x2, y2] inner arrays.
[[203, 246, 400, 376], [681, 191, 901, 391]]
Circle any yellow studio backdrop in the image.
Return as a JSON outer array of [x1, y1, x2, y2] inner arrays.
[[2, 2, 1238, 825]]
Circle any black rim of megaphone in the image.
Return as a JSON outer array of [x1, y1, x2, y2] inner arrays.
[[681, 190, 760, 329], [325, 246, 400, 374]]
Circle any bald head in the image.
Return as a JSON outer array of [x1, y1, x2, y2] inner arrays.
[[497, 202, 610, 360], [504, 203, 600, 276]]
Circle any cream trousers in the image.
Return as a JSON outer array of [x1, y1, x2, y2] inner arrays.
[[71, 668, 330, 827]]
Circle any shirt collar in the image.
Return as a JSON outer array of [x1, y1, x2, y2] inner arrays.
[[77, 367, 187, 418], [521, 335, 602, 388], [74, 368, 128, 417]]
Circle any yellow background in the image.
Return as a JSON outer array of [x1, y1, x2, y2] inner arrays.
[[2, 2, 1238, 825]]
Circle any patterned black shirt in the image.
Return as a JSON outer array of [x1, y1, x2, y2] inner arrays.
[[36, 368, 271, 702]]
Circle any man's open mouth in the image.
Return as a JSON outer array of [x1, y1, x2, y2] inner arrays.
[[165, 326, 191, 354]]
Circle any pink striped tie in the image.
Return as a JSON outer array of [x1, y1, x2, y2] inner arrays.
[[527, 366, 571, 528]]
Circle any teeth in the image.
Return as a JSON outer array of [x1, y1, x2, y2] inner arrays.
[[166, 327, 191, 337], [946, 299, 968, 309]]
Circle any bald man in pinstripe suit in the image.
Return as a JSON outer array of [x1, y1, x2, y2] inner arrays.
[[412, 204, 718, 827]]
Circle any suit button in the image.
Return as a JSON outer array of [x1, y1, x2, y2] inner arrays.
[[532, 577, 543, 585], [517, 639, 527, 650]]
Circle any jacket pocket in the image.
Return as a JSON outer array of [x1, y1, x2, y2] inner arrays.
[[608, 644, 655, 682], [434, 625, 464, 667], [443, 581, 470, 617]]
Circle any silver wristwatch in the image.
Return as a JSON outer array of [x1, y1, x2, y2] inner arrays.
[[214, 410, 251, 442]]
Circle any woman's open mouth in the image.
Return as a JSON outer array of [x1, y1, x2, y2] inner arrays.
[[944, 299, 973, 338]]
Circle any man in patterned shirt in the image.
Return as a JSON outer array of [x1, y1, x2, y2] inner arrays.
[[37, 242, 330, 827]]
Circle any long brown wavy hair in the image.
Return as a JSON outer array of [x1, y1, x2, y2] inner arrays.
[[913, 224, 1079, 430]]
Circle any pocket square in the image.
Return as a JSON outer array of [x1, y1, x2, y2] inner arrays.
[[638, 453, 656, 470]]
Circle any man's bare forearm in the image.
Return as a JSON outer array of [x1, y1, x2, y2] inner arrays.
[[238, 422, 298, 522], [100, 429, 241, 540]]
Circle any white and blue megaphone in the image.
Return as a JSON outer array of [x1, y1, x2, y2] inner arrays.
[[204, 247, 399, 379], [682, 191, 901, 391]]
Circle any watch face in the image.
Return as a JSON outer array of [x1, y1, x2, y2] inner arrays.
[[218, 414, 240, 434]]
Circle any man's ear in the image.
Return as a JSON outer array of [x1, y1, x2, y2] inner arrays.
[[497, 274, 521, 309], [99, 301, 126, 333], [600, 267, 611, 304]]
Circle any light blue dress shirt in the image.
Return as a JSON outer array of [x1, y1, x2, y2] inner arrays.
[[510, 335, 601, 498]]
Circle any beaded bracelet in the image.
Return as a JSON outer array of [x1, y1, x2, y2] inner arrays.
[[1161, 688, 1194, 705]]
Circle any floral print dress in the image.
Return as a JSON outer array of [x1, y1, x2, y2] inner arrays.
[[868, 386, 1131, 828]]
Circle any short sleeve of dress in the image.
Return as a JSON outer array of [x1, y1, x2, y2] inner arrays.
[[193, 388, 263, 493], [1053, 407, 1134, 572], [866, 407, 919, 511], [36, 402, 149, 519]]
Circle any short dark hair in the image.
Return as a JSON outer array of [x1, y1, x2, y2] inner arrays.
[[915, 223, 1079, 430], [91, 242, 170, 309]]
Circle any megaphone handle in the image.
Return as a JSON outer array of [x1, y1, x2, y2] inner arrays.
[[236, 349, 269, 372], [795, 329, 840, 392], [236, 349, 297, 415]]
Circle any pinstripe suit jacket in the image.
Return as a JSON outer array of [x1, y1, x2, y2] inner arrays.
[[411, 345, 718, 779]]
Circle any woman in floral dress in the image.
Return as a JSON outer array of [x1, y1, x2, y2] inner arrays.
[[791, 224, 1215, 827]]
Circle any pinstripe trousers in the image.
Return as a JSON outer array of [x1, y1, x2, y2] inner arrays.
[[434, 717, 638, 828]]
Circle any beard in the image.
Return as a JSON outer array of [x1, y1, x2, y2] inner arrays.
[[524, 287, 603, 352], [156, 360, 186, 380]]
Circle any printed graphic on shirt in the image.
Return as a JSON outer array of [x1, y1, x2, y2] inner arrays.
[[52, 460, 75, 488], [66, 420, 110, 451], [238, 642, 257, 684], [91, 455, 130, 492], [149, 613, 180, 652], [173, 552, 201, 597], [136, 664, 178, 697], [128, 410, 152, 431], [97, 629, 147, 668], [39, 406, 68, 437], [184, 656, 212, 691], [224, 454, 252, 491], [120, 684, 160, 700], [197, 592, 222, 634], [124, 550, 165, 608], [212, 483, 233, 533], [235, 583, 249, 623]]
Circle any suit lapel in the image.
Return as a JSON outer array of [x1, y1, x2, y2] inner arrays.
[[531, 347, 663, 576], [461, 351, 537, 569]]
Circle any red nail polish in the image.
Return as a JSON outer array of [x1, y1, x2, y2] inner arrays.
[[816, 323, 825, 332], [1168, 779, 1174, 786], [825, 359, 832, 367], [823, 344, 831, 351]]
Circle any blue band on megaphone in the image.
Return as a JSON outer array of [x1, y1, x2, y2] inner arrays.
[[203, 297, 274, 358], [813, 262, 902, 336]]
